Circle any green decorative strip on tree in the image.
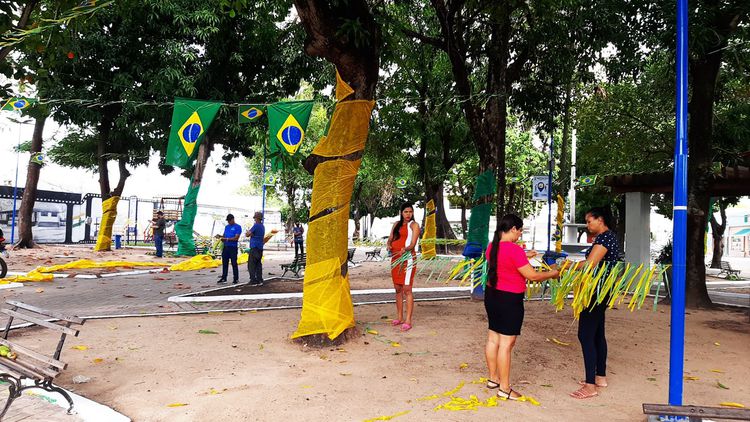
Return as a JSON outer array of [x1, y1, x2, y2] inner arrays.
[[175, 178, 200, 256]]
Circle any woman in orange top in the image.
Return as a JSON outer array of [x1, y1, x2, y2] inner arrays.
[[387, 203, 421, 332]]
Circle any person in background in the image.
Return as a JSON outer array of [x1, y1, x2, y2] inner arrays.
[[217, 213, 242, 284], [483, 214, 559, 400], [293, 222, 305, 256], [386, 202, 421, 332], [152, 211, 166, 258], [246, 211, 265, 286]]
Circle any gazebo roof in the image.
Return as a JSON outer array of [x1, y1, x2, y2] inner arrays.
[[604, 165, 750, 196]]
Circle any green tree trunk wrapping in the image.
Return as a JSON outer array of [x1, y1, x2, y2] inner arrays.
[[464, 169, 496, 252], [175, 179, 200, 256]]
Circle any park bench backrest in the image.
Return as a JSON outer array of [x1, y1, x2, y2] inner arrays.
[[0, 300, 85, 380]]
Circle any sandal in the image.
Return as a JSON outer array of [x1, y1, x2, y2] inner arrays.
[[497, 388, 520, 401], [578, 380, 607, 388], [391, 319, 402, 326], [569, 387, 599, 399], [400, 323, 412, 332], [486, 380, 500, 389]]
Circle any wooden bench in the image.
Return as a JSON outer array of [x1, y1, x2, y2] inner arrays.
[[280, 253, 306, 278], [0, 300, 85, 418], [364, 247, 382, 261], [718, 261, 741, 278], [643, 403, 750, 421]]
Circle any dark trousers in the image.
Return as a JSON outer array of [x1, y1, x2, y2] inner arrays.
[[221, 245, 239, 281], [248, 247, 263, 283], [578, 302, 608, 384], [154, 235, 163, 257], [294, 240, 304, 256]]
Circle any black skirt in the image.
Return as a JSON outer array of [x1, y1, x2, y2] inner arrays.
[[484, 288, 525, 336]]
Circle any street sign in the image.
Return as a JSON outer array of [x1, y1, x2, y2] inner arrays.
[[532, 176, 549, 201]]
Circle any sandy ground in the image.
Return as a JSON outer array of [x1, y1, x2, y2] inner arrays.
[[11, 299, 748, 421]]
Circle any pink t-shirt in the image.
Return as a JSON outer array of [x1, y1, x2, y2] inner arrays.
[[485, 242, 529, 293]]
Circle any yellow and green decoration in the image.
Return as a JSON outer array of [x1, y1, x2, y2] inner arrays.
[[396, 177, 408, 189], [577, 175, 597, 187], [238, 104, 265, 123], [1, 97, 36, 111], [165, 98, 222, 169], [264, 173, 277, 186], [267, 100, 314, 171]]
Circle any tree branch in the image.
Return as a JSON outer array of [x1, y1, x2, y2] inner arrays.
[[399, 27, 446, 50]]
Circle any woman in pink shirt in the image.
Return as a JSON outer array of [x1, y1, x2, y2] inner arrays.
[[484, 214, 559, 400]]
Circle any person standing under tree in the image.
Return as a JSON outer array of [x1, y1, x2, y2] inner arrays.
[[217, 214, 242, 284], [152, 211, 166, 258], [387, 202, 421, 332], [293, 222, 304, 256], [246, 211, 265, 286]]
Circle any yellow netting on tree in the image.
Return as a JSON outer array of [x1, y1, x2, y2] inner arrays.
[[555, 194, 564, 253], [94, 196, 120, 251], [421, 199, 437, 259], [292, 73, 375, 340]]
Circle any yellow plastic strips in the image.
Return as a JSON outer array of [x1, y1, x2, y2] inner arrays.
[[362, 410, 410, 422], [94, 196, 120, 251], [421, 199, 436, 259], [169, 255, 221, 271], [335, 69, 355, 102], [0, 269, 54, 283], [292, 73, 375, 339]]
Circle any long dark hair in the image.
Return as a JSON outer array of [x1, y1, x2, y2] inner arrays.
[[586, 206, 615, 231], [392, 202, 414, 241], [487, 214, 524, 288]]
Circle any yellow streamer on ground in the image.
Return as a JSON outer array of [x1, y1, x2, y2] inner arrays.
[[292, 70, 375, 341], [169, 255, 221, 271], [94, 196, 120, 251], [421, 199, 437, 259], [362, 410, 410, 422], [0, 258, 169, 283]]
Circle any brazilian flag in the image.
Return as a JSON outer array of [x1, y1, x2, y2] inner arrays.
[[165, 98, 222, 169], [1, 97, 36, 111], [238, 104, 265, 124], [577, 175, 597, 187], [267, 100, 314, 170]]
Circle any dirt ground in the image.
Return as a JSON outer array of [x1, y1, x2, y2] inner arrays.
[[12, 299, 748, 421]]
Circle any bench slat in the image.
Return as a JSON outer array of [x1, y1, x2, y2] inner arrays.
[[0, 338, 66, 370], [644, 403, 750, 420], [0, 355, 58, 379], [1, 310, 79, 337], [6, 301, 85, 325]]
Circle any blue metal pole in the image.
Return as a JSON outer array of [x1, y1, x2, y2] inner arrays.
[[669, 0, 689, 406], [261, 142, 267, 217], [10, 123, 21, 244], [547, 135, 554, 253]]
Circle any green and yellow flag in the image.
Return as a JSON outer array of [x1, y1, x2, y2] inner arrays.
[[1, 97, 36, 111], [267, 100, 314, 170], [238, 104, 265, 124], [577, 175, 597, 187], [166, 98, 222, 169]]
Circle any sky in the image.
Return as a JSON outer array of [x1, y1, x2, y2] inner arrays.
[[0, 114, 265, 211]]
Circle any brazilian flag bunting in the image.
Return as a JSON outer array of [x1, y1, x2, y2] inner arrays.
[[165, 98, 222, 169], [267, 100, 314, 170], [1, 97, 36, 111], [238, 104, 265, 124], [577, 175, 597, 187]]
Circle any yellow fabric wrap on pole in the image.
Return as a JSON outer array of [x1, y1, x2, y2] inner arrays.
[[421, 199, 437, 259], [94, 196, 120, 251], [292, 73, 375, 340], [555, 194, 564, 253]]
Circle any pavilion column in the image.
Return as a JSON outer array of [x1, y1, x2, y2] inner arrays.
[[625, 191, 651, 266]]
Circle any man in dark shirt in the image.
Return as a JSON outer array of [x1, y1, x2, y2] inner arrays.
[[152, 211, 166, 258], [246, 211, 265, 286], [293, 222, 304, 256], [218, 214, 243, 284]]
